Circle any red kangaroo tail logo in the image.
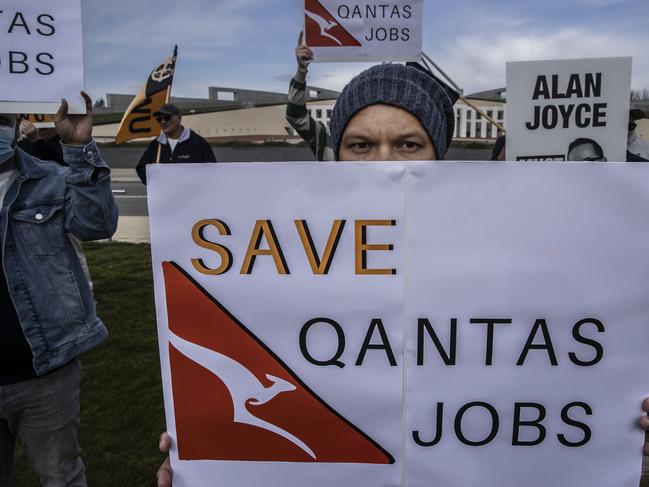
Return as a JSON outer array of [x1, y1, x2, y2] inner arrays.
[[163, 261, 393, 464], [305, 0, 361, 47]]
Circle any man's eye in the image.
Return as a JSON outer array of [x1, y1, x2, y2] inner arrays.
[[398, 141, 421, 152], [349, 142, 372, 153]]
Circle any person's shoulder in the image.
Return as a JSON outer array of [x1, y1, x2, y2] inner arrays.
[[188, 129, 211, 145]]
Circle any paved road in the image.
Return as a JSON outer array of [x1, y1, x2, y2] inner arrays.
[[112, 181, 148, 216], [108, 146, 494, 217]]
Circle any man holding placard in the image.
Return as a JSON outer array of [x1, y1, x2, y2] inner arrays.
[[0, 94, 118, 486], [156, 64, 647, 486]]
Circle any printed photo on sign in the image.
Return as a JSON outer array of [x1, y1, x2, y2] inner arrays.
[[305, 0, 423, 62], [0, 0, 86, 114], [506, 57, 632, 162]]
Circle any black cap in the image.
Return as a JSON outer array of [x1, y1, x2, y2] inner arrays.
[[154, 103, 181, 117]]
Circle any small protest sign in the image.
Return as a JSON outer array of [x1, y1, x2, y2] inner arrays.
[[506, 57, 632, 162], [304, 0, 423, 62], [0, 0, 85, 114], [148, 162, 649, 487]]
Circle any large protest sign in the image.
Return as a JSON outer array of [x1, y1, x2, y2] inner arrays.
[[0, 0, 86, 114], [506, 57, 632, 162], [148, 162, 649, 487], [304, 0, 423, 62]]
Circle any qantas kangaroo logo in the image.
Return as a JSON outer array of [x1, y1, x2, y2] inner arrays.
[[167, 331, 316, 459], [305, 0, 361, 47], [163, 261, 393, 463]]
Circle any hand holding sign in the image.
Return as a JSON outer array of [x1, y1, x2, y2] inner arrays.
[[54, 90, 92, 145], [296, 31, 314, 71], [156, 432, 173, 487], [642, 398, 649, 456]]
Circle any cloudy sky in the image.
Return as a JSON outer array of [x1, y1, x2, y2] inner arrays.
[[82, 0, 649, 102]]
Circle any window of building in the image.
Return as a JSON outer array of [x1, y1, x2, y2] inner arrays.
[[487, 110, 493, 119], [217, 91, 235, 102], [327, 109, 332, 118], [475, 122, 483, 138], [466, 125, 472, 138], [316, 109, 323, 118], [476, 112, 482, 120], [466, 111, 472, 120], [497, 110, 504, 121]]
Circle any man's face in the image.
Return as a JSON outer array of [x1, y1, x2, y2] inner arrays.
[[157, 113, 181, 137], [339, 104, 437, 161], [567, 142, 605, 162]]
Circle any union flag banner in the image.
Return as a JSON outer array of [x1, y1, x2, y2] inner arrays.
[[304, 0, 423, 62], [115, 46, 177, 144], [147, 162, 649, 487]]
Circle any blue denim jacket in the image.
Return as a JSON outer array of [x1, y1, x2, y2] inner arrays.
[[1, 141, 118, 375]]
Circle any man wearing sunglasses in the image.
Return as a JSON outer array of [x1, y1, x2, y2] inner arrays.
[[627, 108, 649, 162], [135, 103, 216, 185]]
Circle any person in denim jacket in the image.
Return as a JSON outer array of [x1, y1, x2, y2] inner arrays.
[[0, 92, 118, 486]]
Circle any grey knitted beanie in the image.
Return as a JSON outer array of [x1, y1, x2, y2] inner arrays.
[[330, 63, 455, 160]]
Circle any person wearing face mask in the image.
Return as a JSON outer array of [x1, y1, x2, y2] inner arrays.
[[135, 103, 216, 185], [0, 92, 118, 486], [156, 62, 649, 486]]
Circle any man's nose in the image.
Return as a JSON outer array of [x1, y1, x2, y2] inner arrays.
[[373, 144, 394, 161]]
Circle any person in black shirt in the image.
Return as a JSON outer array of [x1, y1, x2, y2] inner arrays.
[[135, 103, 216, 184]]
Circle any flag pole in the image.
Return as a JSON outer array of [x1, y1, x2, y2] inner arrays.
[[156, 45, 178, 164], [422, 51, 506, 134]]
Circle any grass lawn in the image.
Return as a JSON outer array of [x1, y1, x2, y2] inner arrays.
[[11, 242, 166, 486]]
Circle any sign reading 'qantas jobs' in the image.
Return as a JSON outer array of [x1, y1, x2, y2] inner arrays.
[[304, 0, 423, 62], [0, 0, 86, 114], [147, 162, 649, 487]]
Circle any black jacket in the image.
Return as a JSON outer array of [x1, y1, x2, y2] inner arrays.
[[136, 128, 216, 184]]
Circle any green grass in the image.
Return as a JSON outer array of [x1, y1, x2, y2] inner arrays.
[[11, 242, 165, 486]]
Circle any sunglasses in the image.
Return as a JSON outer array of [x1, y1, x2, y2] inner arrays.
[[156, 114, 173, 123]]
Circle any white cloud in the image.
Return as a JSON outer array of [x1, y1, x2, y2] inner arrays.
[[431, 28, 648, 94]]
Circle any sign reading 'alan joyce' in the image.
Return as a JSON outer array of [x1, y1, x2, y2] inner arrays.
[[506, 57, 632, 162], [304, 0, 423, 62], [0, 0, 86, 114], [147, 162, 649, 487]]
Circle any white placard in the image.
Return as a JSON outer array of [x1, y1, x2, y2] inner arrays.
[[148, 162, 649, 487], [0, 0, 86, 114], [304, 0, 423, 62], [506, 57, 631, 162]]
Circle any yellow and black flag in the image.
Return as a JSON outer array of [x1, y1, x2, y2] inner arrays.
[[115, 46, 178, 144]]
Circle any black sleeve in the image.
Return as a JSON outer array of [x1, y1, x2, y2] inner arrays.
[[136, 142, 157, 185], [204, 140, 217, 162]]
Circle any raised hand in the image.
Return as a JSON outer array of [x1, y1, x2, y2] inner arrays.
[[54, 90, 93, 145], [295, 31, 314, 71]]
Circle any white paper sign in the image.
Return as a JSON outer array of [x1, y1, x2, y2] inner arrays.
[[0, 0, 86, 114], [304, 0, 423, 62], [506, 57, 632, 162], [147, 162, 649, 487]]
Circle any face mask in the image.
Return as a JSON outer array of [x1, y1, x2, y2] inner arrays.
[[0, 124, 16, 164]]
